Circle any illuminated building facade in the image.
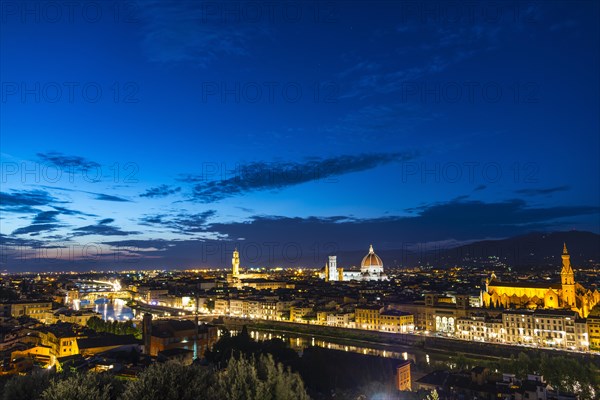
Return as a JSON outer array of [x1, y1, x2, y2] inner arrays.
[[289, 304, 313, 322], [395, 360, 412, 391], [38, 324, 81, 361], [481, 244, 600, 317], [457, 309, 589, 351], [355, 305, 415, 333], [0, 300, 52, 319], [588, 314, 600, 351], [392, 293, 471, 333]]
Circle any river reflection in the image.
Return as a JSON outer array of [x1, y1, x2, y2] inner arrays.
[[93, 299, 135, 321], [230, 329, 435, 365]]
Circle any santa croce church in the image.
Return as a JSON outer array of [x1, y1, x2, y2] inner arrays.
[[481, 244, 600, 318]]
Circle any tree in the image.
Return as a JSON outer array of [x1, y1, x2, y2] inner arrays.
[[41, 373, 122, 400], [426, 389, 439, 400], [2, 371, 52, 400], [120, 362, 214, 400], [215, 354, 309, 400], [121, 355, 310, 400], [86, 316, 141, 339]]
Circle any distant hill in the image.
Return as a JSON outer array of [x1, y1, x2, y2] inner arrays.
[[433, 230, 600, 269], [335, 231, 600, 270]]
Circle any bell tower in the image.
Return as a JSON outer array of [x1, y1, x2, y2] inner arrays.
[[560, 243, 575, 307], [328, 255, 338, 281], [232, 248, 240, 278]]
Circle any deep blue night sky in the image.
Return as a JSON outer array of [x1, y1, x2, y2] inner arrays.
[[1, 1, 599, 271]]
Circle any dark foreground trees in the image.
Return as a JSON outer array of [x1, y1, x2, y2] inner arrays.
[[1, 354, 309, 400]]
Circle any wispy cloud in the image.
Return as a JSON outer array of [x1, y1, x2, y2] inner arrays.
[[140, 185, 181, 198], [36, 151, 100, 171], [95, 194, 131, 202], [32, 211, 60, 224], [516, 186, 570, 196], [189, 152, 415, 202], [140, 210, 216, 234], [0, 189, 58, 207], [38, 185, 131, 203], [336, 20, 516, 100], [136, 0, 268, 67], [12, 223, 63, 236], [71, 219, 140, 237]]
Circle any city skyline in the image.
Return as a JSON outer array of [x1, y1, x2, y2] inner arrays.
[[1, 1, 599, 271]]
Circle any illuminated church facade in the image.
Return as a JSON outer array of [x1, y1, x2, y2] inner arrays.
[[481, 244, 600, 318]]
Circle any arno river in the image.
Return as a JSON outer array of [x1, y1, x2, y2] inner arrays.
[[94, 302, 458, 366], [92, 299, 135, 321], [231, 328, 441, 366]]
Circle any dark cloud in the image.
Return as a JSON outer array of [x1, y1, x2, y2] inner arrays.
[[1, 205, 41, 214], [0, 233, 43, 248], [37, 185, 131, 202], [91, 198, 599, 269], [140, 210, 216, 234], [3, 199, 598, 270], [95, 193, 131, 202], [0, 190, 97, 220], [36, 151, 100, 170], [32, 211, 60, 224], [140, 215, 165, 225], [0, 190, 57, 207], [206, 199, 599, 248], [71, 219, 140, 237], [515, 186, 570, 196], [102, 239, 172, 250], [190, 153, 414, 202], [51, 206, 96, 217], [176, 174, 204, 183], [140, 185, 181, 198], [11, 210, 67, 236], [12, 223, 62, 236]]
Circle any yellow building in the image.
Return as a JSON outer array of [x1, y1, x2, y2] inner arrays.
[[290, 304, 313, 322], [391, 293, 470, 333], [37, 324, 82, 366], [379, 310, 414, 333], [0, 301, 52, 319], [40, 309, 97, 326], [481, 244, 600, 317], [355, 305, 414, 333], [355, 305, 382, 330], [10, 346, 52, 367], [396, 360, 412, 391], [588, 314, 600, 351]]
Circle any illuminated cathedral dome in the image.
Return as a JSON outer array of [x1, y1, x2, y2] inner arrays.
[[361, 244, 383, 269], [360, 245, 385, 281]]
